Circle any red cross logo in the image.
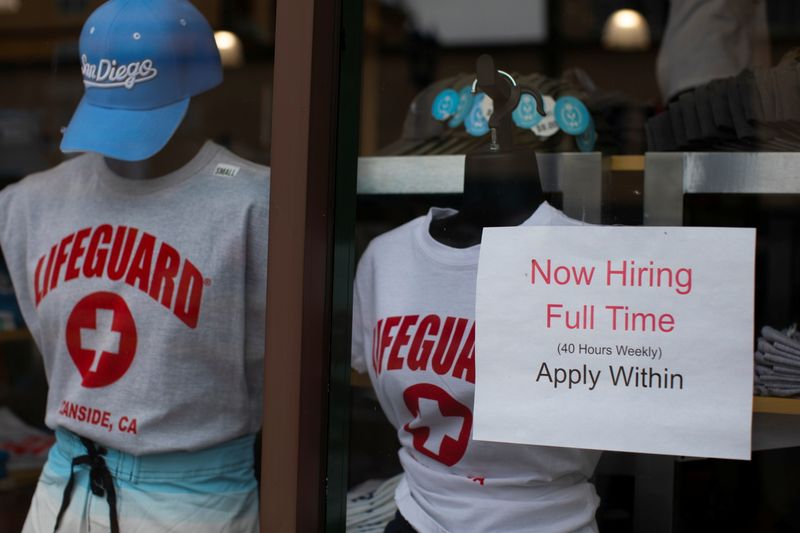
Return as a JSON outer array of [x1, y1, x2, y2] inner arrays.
[[402, 383, 473, 467], [65, 292, 137, 388]]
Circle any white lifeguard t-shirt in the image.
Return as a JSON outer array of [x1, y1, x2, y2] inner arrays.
[[352, 202, 602, 533]]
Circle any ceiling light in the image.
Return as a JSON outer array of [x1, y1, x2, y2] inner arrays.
[[602, 9, 651, 51], [214, 30, 244, 68]]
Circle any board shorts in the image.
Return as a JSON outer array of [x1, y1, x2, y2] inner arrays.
[[22, 428, 259, 533]]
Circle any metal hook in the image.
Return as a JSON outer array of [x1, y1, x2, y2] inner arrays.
[[471, 69, 517, 94], [469, 69, 544, 117], [519, 88, 546, 117]]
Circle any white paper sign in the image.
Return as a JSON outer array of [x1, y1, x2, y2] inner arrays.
[[474, 226, 755, 460]]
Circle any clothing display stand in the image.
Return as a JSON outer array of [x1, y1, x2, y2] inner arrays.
[[640, 151, 800, 533], [644, 150, 800, 438], [644, 152, 800, 224], [352, 151, 607, 530], [354, 152, 800, 533], [356, 152, 603, 223]]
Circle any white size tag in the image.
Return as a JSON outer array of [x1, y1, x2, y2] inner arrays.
[[214, 163, 240, 177], [531, 95, 559, 138]]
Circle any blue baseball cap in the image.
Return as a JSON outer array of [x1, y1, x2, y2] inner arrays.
[[61, 0, 222, 161]]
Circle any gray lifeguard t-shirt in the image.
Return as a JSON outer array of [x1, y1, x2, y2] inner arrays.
[[0, 141, 269, 454]]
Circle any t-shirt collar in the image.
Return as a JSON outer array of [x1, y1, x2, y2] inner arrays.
[[93, 140, 220, 196], [414, 201, 573, 267]]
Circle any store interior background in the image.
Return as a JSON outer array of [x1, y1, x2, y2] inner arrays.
[[2, 0, 800, 532], [350, 2, 800, 533]]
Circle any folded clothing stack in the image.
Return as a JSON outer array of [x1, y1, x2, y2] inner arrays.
[[346, 474, 402, 533], [754, 325, 800, 397], [647, 49, 800, 151], [0, 407, 54, 475]]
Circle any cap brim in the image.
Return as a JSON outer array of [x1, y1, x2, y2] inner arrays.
[[60, 96, 189, 162]]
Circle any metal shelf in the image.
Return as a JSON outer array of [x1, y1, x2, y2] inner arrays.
[[357, 153, 603, 223], [644, 152, 800, 225], [638, 152, 800, 531]]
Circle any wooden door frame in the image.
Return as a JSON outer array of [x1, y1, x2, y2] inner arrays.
[[261, 0, 361, 531]]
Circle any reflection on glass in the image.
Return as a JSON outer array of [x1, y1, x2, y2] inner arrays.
[[346, 1, 800, 532], [0, 1, 272, 531]]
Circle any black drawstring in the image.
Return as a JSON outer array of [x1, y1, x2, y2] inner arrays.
[[54, 437, 120, 533]]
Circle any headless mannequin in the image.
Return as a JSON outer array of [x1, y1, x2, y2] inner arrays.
[[103, 98, 207, 180], [429, 55, 545, 248], [427, 149, 545, 248]]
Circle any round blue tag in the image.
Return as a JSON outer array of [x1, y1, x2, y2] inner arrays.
[[431, 89, 459, 121], [575, 117, 597, 152], [448, 86, 475, 128], [464, 93, 490, 136], [512, 93, 543, 129], [554, 96, 590, 135]]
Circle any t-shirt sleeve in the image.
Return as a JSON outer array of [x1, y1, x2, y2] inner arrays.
[[351, 247, 373, 374]]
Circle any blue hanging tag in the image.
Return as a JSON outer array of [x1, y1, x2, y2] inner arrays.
[[464, 92, 491, 136], [448, 86, 475, 128], [431, 89, 460, 121], [512, 92, 543, 129], [575, 117, 597, 152], [554, 95, 590, 135]]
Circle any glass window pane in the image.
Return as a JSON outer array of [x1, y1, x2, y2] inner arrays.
[[0, 2, 273, 530], [338, 1, 800, 532]]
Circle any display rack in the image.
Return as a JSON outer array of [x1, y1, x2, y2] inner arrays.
[[357, 152, 603, 223], [753, 396, 800, 415], [352, 152, 799, 533], [644, 152, 800, 225], [639, 152, 800, 533], [610, 155, 645, 172], [643, 151, 800, 414]]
